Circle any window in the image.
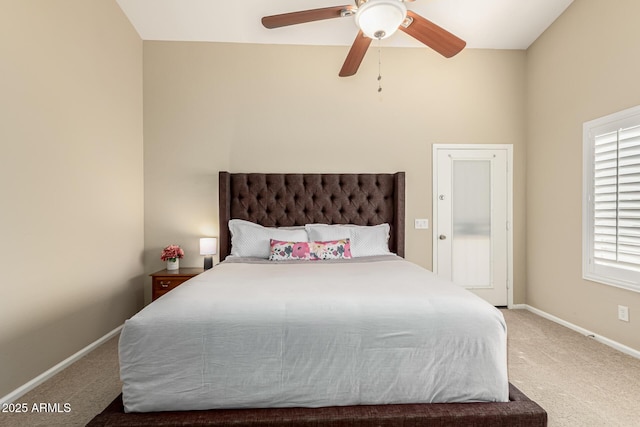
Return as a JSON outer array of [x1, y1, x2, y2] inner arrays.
[[583, 105, 640, 292]]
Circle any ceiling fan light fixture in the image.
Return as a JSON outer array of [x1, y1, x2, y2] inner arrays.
[[355, 0, 407, 40]]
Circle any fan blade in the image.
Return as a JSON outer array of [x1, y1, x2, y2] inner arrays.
[[399, 11, 466, 58], [339, 30, 372, 77], [262, 6, 354, 29]]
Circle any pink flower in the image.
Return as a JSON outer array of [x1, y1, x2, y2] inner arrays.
[[291, 243, 310, 259], [343, 242, 352, 258], [161, 244, 185, 261]]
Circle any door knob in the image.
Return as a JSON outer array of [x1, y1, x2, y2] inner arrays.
[[439, 234, 447, 240]]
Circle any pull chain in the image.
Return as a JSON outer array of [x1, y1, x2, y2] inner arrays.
[[377, 38, 382, 93]]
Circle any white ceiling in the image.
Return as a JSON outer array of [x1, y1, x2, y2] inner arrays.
[[116, 0, 574, 50]]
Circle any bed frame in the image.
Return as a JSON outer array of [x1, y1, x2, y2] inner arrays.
[[89, 384, 546, 426], [88, 171, 546, 426]]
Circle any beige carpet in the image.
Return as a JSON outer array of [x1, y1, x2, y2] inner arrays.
[[1, 309, 639, 426], [503, 309, 640, 426], [0, 333, 122, 427]]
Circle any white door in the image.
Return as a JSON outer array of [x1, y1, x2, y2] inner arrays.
[[433, 145, 512, 306]]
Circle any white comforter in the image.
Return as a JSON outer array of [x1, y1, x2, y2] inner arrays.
[[119, 256, 508, 412]]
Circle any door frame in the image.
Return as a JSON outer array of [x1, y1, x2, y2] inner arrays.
[[432, 144, 514, 308]]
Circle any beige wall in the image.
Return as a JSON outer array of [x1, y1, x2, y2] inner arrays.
[[526, 0, 640, 350], [0, 1, 143, 397], [143, 41, 527, 303]]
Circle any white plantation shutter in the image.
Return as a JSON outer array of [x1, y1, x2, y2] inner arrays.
[[584, 106, 640, 292], [594, 126, 640, 268]]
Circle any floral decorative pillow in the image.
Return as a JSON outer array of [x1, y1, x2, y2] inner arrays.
[[310, 239, 352, 260], [269, 240, 311, 261], [269, 239, 352, 261]]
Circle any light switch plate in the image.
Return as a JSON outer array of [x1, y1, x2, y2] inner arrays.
[[415, 219, 429, 229]]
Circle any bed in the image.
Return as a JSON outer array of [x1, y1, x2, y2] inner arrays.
[[110, 172, 546, 425]]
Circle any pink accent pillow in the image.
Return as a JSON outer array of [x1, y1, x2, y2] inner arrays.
[[269, 239, 352, 261], [269, 240, 311, 261], [310, 239, 352, 260]]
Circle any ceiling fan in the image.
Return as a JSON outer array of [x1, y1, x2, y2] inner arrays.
[[261, 0, 466, 77]]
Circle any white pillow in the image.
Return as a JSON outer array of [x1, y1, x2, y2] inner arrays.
[[229, 219, 308, 258], [304, 223, 391, 257]]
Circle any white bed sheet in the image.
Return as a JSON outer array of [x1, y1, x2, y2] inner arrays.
[[119, 256, 508, 412]]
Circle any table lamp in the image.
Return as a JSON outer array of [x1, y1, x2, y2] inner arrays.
[[199, 237, 217, 270]]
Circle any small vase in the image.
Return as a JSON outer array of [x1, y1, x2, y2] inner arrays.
[[167, 259, 179, 270]]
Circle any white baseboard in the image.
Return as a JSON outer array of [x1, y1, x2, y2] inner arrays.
[[0, 325, 123, 405], [519, 305, 640, 359]]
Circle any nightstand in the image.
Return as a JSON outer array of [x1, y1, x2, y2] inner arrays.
[[150, 268, 204, 301]]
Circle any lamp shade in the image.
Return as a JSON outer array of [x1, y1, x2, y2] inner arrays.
[[355, 0, 407, 40], [200, 237, 217, 255]]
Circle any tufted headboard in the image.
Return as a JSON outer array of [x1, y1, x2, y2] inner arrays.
[[218, 172, 405, 260]]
